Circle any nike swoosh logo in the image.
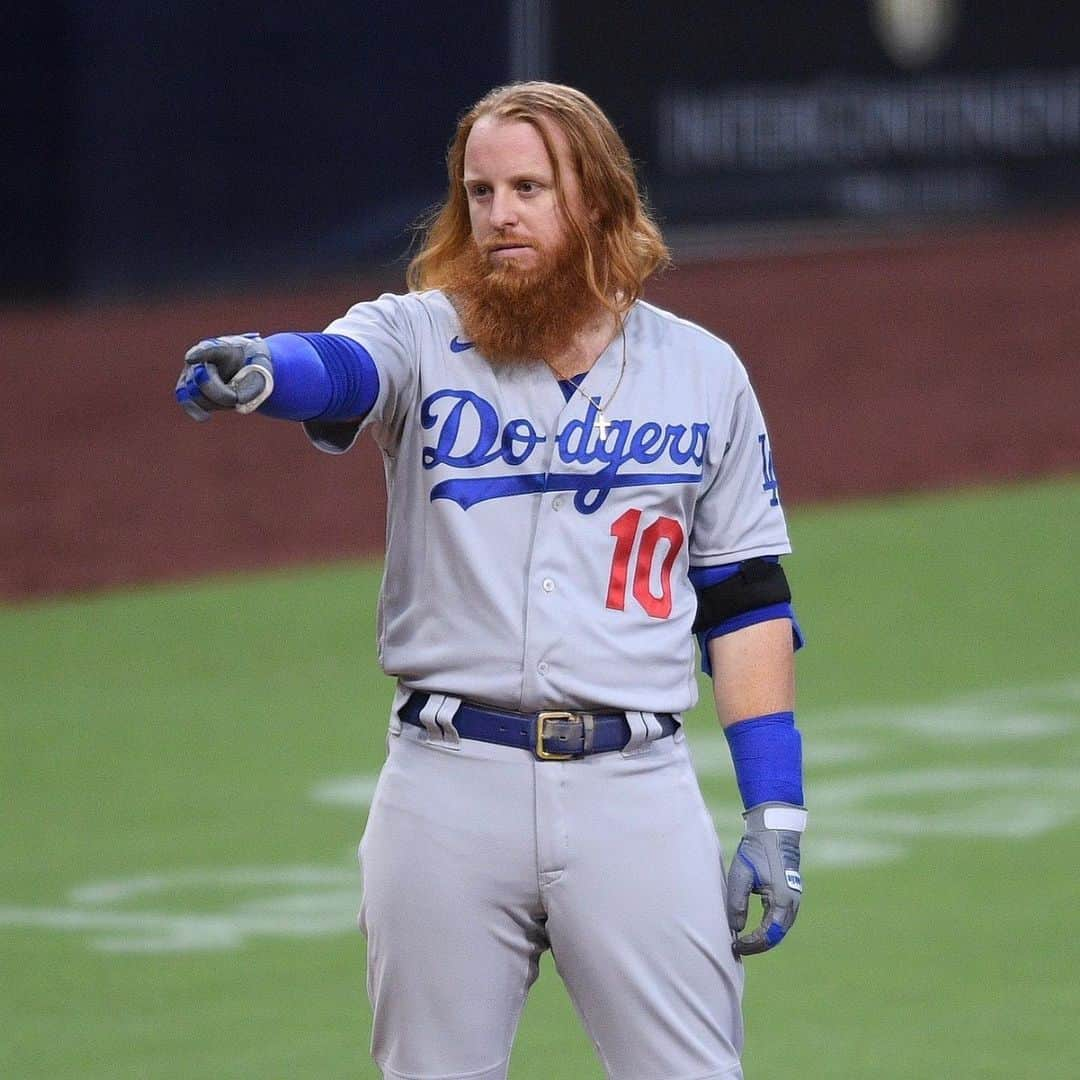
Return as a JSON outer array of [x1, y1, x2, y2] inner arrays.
[[449, 336, 475, 353]]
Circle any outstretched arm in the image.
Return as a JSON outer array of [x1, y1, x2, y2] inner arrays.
[[175, 332, 379, 424]]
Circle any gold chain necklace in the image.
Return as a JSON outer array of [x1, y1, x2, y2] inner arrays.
[[553, 320, 627, 441]]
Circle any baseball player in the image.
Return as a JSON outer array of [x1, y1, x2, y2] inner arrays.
[[176, 82, 805, 1080]]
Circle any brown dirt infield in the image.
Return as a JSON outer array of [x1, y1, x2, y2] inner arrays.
[[2, 214, 1077, 600]]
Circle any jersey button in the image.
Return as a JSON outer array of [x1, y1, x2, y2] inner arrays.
[[542, 578, 555, 593], [537, 661, 550, 676], [552, 497, 563, 511]]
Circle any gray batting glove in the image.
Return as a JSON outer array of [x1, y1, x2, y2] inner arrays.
[[175, 333, 275, 421], [726, 801, 806, 956]]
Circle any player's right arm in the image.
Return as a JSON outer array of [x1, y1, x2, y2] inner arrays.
[[176, 293, 424, 451], [175, 331, 380, 426]]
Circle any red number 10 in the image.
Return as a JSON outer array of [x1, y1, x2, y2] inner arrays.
[[606, 508, 685, 619]]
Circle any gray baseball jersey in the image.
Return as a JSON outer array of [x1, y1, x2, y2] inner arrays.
[[293, 288, 793, 1079], [309, 288, 790, 715]]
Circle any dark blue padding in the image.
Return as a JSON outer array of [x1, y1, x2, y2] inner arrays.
[[764, 922, 788, 947], [723, 710, 804, 809], [688, 559, 774, 590], [260, 332, 379, 422], [691, 557, 804, 676]]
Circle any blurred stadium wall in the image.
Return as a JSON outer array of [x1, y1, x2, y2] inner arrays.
[[3, 3, 1079, 597]]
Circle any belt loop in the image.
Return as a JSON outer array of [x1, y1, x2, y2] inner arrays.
[[419, 693, 462, 749], [389, 685, 409, 736], [581, 713, 596, 754], [622, 711, 662, 757]]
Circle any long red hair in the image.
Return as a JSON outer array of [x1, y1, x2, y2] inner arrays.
[[407, 82, 670, 316]]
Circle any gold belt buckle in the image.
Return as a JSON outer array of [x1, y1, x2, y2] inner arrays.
[[536, 711, 577, 760]]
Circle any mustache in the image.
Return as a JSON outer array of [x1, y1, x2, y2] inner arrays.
[[480, 235, 535, 253]]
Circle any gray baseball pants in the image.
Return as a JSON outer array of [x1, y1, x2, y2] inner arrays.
[[358, 696, 745, 1080]]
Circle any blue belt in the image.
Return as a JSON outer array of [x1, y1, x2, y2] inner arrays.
[[399, 693, 678, 760]]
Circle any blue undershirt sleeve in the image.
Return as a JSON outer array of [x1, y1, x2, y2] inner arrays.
[[258, 332, 380, 422]]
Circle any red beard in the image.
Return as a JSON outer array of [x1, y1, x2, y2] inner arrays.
[[441, 231, 603, 365]]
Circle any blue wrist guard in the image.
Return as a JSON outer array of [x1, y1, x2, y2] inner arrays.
[[723, 711, 804, 809]]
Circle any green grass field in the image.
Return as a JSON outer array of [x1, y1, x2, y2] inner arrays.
[[3, 477, 1078, 1079]]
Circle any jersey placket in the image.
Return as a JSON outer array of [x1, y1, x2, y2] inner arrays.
[[516, 339, 625, 709]]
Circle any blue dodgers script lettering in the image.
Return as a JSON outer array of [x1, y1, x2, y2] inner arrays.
[[420, 389, 708, 513]]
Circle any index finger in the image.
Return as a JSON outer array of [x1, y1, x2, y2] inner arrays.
[[183, 338, 231, 365]]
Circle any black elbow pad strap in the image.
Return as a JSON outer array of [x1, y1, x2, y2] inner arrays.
[[692, 558, 792, 634]]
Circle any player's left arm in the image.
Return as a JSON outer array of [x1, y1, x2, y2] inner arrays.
[[706, 615, 805, 957], [689, 349, 806, 954]]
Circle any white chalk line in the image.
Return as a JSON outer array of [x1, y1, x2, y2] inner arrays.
[[2, 677, 1076, 951]]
